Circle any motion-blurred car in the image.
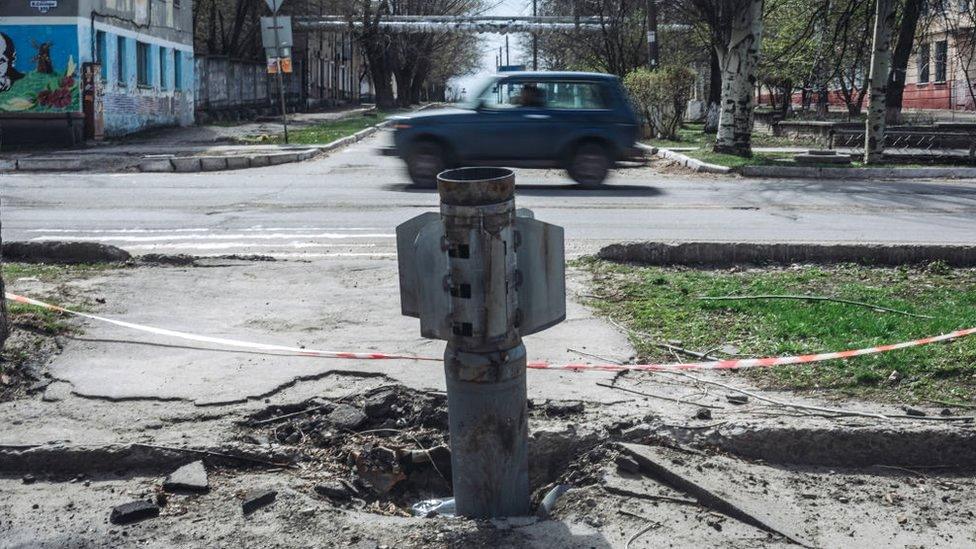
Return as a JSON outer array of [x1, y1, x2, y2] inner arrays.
[[381, 71, 641, 187]]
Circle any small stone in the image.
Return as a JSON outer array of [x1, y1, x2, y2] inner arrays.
[[163, 461, 209, 493], [940, 408, 954, 417], [614, 455, 640, 474], [327, 404, 368, 431], [887, 370, 903, 384], [901, 406, 927, 417], [695, 408, 713, 420], [364, 389, 399, 418], [285, 431, 302, 444], [546, 401, 584, 416], [110, 501, 160, 525], [897, 515, 908, 525], [31, 504, 39, 509], [726, 394, 748, 405], [242, 489, 277, 515], [22, 474, 36, 485], [314, 480, 351, 501]]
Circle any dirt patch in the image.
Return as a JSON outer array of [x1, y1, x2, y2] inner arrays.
[[2, 241, 131, 264]]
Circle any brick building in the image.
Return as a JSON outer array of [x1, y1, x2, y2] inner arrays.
[[902, 1, 976, 111], [0, 0, 194, 143]]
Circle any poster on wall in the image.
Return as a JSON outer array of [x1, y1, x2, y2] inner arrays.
[[0, 25, 80, 113]]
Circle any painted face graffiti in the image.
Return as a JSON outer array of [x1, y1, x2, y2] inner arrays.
[[0, 33, 26, 93]]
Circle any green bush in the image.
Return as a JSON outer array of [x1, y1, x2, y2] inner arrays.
[[624, 66, 697, 141]]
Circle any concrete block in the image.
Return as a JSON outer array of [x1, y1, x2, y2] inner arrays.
[[267, 152, 299, 165], [199, 156, 228, 171], [225, 156, 250, 170], [138, 158, 174, 172], [17, 157, 84, 171], [171, 157, 202, 173], [249, 155, 270, 167], [0, 159, 16, 171]]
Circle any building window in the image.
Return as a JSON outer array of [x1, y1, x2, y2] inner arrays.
[[136, 41, 150, 87], [917, 43, 930, 84], [935, 40, 948, 82], [117, 36, 126, 85], [159, 47, 168, 89], [174, 51, 183, 90], [96, 31, 107, 81]]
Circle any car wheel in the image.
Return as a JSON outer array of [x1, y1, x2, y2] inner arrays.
[[568, 142, 611, 187], [406, 141, 445, 188]]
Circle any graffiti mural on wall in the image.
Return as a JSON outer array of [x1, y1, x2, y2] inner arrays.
[[0, 25, 79, 113]]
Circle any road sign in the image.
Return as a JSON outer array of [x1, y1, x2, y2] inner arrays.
[[260, 16, 293, 52], [266, 58, 293, 74], [264, 0, 285, 13]]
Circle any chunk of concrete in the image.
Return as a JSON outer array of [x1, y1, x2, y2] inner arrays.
[[110, 500, 160, 525], [327, 404, 368, 430], [225, 156, 250, 170], [242, 489, 277, 515], [17, 158, 84, 171], [171, 157, 202, 173], [138, 158, 174, 172], [199, 156, 228, 171], [162, 461, 209, 493]]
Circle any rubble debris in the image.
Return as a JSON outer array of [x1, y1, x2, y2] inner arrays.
[[328, 404, 368, 431], [22, 474, 36, 485], [546, 400, 585, 416], [619, 443, 815, 548], [364, 388, 400, 418], [695, 408, 713, 420], [614, 455, 640, 475], [901, 406, 927, 417], [355, 446, 406, 494], [314, 480, 352, 501], [162, 461, 210, 493], [242, 489, 277, 515], [537, 485, 571, 519], [410, 497, 456, 518], [109, 501, 160, 525], [887, 370, 903, 384], [725, 395, 749, 405], [2, 241, 131, 264]]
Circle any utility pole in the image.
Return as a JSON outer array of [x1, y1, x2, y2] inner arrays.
[[646, 0, 659, 69], [505, 34, 510, 66], [271, 8, 289, 144], [532, 0, 538, 70], [397, 168, 565, 518]]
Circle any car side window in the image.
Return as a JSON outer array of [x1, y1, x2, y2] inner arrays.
[[538, 81, 608, 110], [479, 80, 547, 109]]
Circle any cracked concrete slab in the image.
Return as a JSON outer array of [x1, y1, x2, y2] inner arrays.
[[37, 260, 632, 406]]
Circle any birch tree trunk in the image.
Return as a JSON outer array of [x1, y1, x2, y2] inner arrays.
[[714, 0, 764, 158], [865, 0, 896, 165]]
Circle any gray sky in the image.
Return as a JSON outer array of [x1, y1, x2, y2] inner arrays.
[[450, 0, 532, 100]]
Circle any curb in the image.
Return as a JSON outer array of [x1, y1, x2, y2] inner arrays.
[[597, 241, 976, 267], [740, 164, 976, 179], [637, 143, 732, 174]]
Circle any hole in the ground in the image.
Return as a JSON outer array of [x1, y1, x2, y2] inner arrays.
[[241, 385, 611, 515]]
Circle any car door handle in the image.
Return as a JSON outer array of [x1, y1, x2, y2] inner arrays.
[[523, 114, 551, 120]]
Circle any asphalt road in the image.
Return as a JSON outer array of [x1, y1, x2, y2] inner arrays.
[[4, 131, 976, 258]]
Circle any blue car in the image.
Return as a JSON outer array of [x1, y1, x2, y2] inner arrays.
[[382, 71, 641, 187]]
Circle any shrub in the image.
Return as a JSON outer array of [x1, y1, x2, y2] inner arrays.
[[624, 66, 697, 141]]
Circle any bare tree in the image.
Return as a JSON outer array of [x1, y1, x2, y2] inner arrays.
[[886, 0, 924, 123]]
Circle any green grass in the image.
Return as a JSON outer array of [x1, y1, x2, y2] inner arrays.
[[2, 262, 118, 336], [578, 258, 976, 404], [244, 112, 390, 145]]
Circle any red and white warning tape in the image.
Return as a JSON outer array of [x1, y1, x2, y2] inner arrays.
[[526, 327, 976, 372], [6, 292, 975, 373], [4, 292, 440, 362]]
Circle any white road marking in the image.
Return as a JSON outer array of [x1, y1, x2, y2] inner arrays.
[[126, 242, 378, 251], [30, 232, 395, 243]]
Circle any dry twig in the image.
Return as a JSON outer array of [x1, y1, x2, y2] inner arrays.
[[699, 294, 933, 319], [596, 382, 724, 410]]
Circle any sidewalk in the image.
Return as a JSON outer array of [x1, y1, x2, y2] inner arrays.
[[0, 106, 380, 173]]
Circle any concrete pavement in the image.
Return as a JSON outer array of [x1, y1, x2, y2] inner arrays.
[[4, 132, 976, 258]]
